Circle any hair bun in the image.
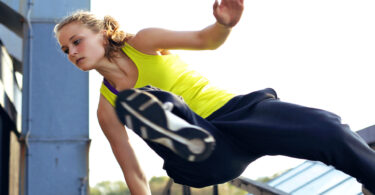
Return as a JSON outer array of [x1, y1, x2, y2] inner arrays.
[[111, 31, 126, 43], [104, 15, 127, 44], [104, 15, 118, 31]]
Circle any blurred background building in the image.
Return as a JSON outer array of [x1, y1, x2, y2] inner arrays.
[[0, 0, 90, 194]]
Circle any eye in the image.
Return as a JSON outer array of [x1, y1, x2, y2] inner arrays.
[[73, 39, 81, 46], [63, 49, 69, 54]]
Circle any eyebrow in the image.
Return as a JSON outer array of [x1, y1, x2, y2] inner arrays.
[[60, 34, 77, 50]]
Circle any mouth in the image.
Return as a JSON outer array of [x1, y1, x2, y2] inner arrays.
[[76, 57, 85, 65]]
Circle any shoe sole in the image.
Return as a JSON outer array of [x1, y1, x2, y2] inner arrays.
[[115, 88, 215, 162]]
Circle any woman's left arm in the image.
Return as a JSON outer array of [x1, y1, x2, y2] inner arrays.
[[128, 0, 244, 52]]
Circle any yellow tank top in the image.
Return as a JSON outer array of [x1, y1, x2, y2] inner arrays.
[[100, 43, 235, 118]]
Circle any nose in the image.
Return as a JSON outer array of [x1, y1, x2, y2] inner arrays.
[[68, 47, 79, 63], [68, 46, 78, 57]]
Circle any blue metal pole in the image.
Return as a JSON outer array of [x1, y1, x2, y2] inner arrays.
[[17, 0, 91, 194]]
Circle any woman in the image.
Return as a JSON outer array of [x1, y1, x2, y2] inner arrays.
[[55, 0, 375, 193]]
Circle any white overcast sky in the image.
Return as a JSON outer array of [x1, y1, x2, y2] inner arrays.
[[88, 0, 375, 186]]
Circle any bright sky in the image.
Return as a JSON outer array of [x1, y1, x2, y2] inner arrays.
[[88, 0, 375, 186]]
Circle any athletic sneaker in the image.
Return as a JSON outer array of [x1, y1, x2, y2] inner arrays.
[[115, 88, 216, 162]]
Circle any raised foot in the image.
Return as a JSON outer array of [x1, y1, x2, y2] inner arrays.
[[115, 88, 216, 162]]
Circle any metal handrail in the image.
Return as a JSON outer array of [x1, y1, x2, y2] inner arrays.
[[162, 177, 287, 195], [162, 179, 218, 195], [230, 177, 288, 195]]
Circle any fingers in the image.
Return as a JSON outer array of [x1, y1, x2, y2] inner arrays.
[[230, 0, 244, 8], [213, 0, 219, 10], [213, 0, 219, 18], [213, 0, 244, 27], [219, 0, 242, 4], [215, 0, 244, 11]]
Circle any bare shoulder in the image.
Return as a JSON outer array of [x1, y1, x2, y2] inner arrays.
[[97, 95, 115, 122], [127, 28, 162, 55], [97, 94, 127, 133]]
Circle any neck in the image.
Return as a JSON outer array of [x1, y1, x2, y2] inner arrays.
[[94, 51, 138, 90], [95, 54, 128, 88]]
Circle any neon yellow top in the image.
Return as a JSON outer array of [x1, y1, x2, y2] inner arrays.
[[100, 43, 235, 118]]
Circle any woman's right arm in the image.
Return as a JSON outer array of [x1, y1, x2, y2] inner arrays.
[[97, 95, 151, 195]]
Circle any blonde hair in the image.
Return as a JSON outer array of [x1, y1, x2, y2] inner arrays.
[[54, 10, 133, 60]]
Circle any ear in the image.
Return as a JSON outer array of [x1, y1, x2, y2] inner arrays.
[[100, 29, 107, 36], [100, 30, 108, 45]]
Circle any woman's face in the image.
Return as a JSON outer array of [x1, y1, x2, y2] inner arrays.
[[57, 22, 106, 71]]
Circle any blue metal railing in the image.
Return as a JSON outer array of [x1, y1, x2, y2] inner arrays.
[[162, 177, 287, 195]]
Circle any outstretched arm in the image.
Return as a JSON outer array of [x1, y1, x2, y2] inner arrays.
[[128, 0, 244, 53], [97, 95, 151, 195], [213, 0, 244, 27]]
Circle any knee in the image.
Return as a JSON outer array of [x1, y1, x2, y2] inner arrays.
[[165, 158, 247, 188], [307, 109, 349, 144]]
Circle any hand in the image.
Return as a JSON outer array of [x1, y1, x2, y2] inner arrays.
[[213, 0, 244, 27]]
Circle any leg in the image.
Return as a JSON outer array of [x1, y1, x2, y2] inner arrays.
[[115, 86, 256, 187], [210, 95, 375, 192], [115, 87, 215, 162]]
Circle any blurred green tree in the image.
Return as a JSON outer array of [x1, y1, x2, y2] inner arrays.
[[90, 177, 248, 195], [90, 181, 130, 195]]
